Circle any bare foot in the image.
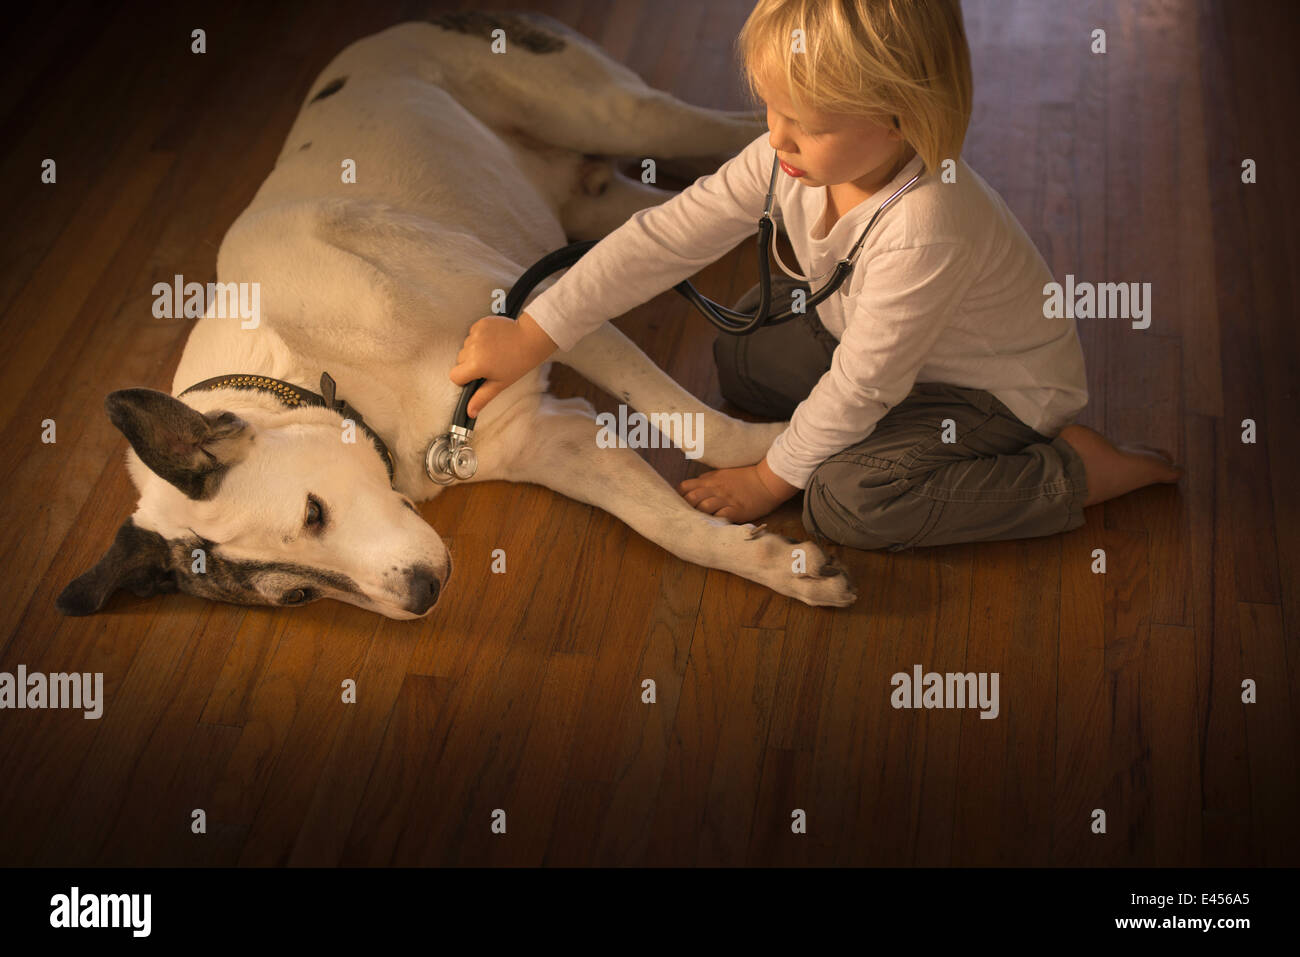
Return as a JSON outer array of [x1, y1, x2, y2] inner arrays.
[[1056, 424, 1183, 507]]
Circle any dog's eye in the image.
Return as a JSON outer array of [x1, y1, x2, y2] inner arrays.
[[305, 494, 326, 529], [283, 587, 314, 605]]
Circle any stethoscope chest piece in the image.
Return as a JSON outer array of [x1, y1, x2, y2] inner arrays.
[[425, 425, 477, 484]]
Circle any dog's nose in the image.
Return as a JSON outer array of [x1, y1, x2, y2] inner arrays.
[[404, 563, 442, 615]]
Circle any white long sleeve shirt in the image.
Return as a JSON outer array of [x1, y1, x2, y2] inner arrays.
[[525, 133, 1088, 489]]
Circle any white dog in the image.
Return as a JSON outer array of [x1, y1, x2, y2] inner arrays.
[[57, 14, 857, 620]]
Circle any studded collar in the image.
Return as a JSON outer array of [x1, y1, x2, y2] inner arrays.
[[178, 371, 396, 485]]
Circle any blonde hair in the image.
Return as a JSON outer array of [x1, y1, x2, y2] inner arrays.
[[737, 0, 973, 174]]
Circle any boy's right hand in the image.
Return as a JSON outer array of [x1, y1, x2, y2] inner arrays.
[[448, 310, 558, 418]]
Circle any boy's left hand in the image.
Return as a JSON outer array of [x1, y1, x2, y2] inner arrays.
[[677, 458, 800, 524]]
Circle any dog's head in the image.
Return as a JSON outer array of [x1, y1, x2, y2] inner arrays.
[[57, 388, 450, 619]]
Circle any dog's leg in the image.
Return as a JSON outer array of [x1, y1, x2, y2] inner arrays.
[[419, 15, 766, 160], [549, 321, 786, 469], [560, 163, 678, 240], [475, 394, 855, 608]]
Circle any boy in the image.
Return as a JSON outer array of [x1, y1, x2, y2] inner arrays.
[[450, 0, 1180, 549]]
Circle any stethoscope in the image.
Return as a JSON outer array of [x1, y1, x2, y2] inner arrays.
[[425, 151, 922, 485]]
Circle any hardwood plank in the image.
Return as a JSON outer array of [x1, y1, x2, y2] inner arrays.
[[93, 605, 246, 864], [1197, 0, 1284, 607], [911, 544, 973, 865], [0, 596, 158, 863], [1172, 27, 1224, 420], [405, 482, 569, 676], [484, 652, 595, 865], [0, 130, 174, 432], [237, 606, 379, 865], [765, 599, 834, 752], [400, 500, 590, 863], [1103, 333, 1187, 627], [835, 550, 952, 866], [1198, 415, 1253, 863], [694, 625, 785, 864], [339, 673, 458, 866], [198, 601, 359, 865], [403, 483, 536, 672], [1236, 602, 1300, 865], [542, 778, 610, 866], [1035, 99, 1107, 436], [200, 610, 290, 729], [950, 538, 1060, 865], [434, 607, 601, 865], [746, 746, 831, 864], [287, 619, 423, 865], [36, 604, 231, 864], [1098, 527, 1155, 863], [0, 4, 163, 318], [800, 555, 892, 862], [1145, 623, 1203, 865], [1053, 520, 1112, 865], [148, 722, 243, 867], [582, 555, 704, 864], [641, 570, 755, 863], [1201, 0, 1300, 637]]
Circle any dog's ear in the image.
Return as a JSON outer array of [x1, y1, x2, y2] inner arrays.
[[56, 517, 179, 616], [106, 389, 252, 499]]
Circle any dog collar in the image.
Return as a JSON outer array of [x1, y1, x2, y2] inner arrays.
[[178, 371, 397, 485]]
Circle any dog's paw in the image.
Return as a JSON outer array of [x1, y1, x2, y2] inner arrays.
[[737, 526, 858, 608], [788, 540, 858, 607]]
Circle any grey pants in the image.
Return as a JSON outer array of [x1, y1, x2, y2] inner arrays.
[[713, 278, 1089, 550]]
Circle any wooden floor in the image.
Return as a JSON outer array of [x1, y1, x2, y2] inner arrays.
[[0, 0, 1295, 866]]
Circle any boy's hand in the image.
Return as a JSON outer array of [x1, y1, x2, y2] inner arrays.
[[677, 457, 800, 524], [449, 310, 558, 418]]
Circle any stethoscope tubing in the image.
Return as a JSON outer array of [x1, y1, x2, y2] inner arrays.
[[454, 153, 920, 433]]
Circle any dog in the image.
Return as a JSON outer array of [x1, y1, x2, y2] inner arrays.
[[56, 14, 857, 620]]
